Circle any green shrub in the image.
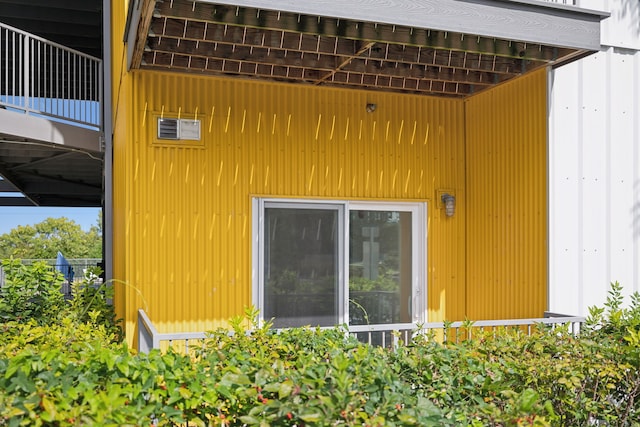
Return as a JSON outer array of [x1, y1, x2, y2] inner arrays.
[[67, 266, 122, 341], [0, 284, 639, 426], [0, 259, 122, 341], [0, 259, 65, 323], [581, 281, 640, 426], [193, 311, 449, 426]]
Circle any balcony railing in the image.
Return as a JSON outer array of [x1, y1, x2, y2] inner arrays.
[[137, 309, 585, 354], [0, 22, 102, 130]]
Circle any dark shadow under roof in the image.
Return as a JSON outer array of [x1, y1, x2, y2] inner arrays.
[[0, 0, 102, 58]]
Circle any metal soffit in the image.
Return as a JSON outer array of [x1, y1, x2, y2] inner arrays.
[[0, 137, 102, 207], [130, 0, 592, 98]]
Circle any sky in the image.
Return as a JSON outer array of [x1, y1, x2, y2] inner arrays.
[[0, 206, 101, 235]]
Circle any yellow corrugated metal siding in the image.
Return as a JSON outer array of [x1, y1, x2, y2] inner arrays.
[[464, 69, 548, 319], [112, 3, 549, 341], [112, 69, 468, 340]]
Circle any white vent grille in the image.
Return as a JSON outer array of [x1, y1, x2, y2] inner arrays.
[[157, 118, 201, 141], [179, 119, 201, 140]]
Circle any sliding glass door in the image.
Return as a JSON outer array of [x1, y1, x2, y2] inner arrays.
[[254, 199, 425, 329]]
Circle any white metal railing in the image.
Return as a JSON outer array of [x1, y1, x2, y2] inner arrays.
[[530, 0, 577, 5], [0, 22, 102, 129], [137, 309, 585, 353], [138, 309, 208, 354]]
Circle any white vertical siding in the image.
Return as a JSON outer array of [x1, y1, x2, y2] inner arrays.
[[578, 0, 639, 49], [601, 0, 640, 49], [549, 0, 640, 315]]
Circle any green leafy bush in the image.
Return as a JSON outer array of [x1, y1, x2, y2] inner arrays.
[[0, 259, 65, 323], [67, 266, 122, 341], [0, 284, 638, 426], [0, 259, 122, 341]]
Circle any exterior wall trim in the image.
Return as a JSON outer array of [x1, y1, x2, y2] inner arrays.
[[103, 0, 114, 281]]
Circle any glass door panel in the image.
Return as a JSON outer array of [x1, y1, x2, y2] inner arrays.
[[263, 207, 339, 328], [348, 210, 412, 325]]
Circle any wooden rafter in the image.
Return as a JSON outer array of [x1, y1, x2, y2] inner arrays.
[[130, 0, 158, 69]]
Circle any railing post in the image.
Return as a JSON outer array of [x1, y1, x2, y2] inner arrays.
[[137, 309, 155, 353], [23, 34, 30, 113], [98, 60, 104, 129]]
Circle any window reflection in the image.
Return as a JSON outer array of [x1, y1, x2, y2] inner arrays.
[[264, 208, 339, 328], [349, 210, 412, 325]]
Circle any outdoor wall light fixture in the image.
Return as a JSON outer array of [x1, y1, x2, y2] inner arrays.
[[441, 193, 456, 217], [366, 103, 377, 113]]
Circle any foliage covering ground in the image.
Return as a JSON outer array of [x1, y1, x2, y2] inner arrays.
[[0, 262, 639, 426]]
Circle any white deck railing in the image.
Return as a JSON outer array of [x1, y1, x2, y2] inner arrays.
[[138, 309, 209, 354], [0, 22, 102, 129], [137, 309, 585, 353]]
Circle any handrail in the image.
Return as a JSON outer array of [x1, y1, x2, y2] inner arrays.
[[137, 309, 585, 353], [138, 309, 207, 353], [0, 22, 100, 61], [0, 22, 102, 130], [137, 308, 160, 353], [422, 315, 585, 342]]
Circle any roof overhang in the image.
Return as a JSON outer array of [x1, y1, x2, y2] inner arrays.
[[125, 0, 608, 98]]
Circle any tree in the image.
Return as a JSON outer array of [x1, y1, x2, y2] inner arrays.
[[0, 216, 102, 260], [85, 211, 103, 259]]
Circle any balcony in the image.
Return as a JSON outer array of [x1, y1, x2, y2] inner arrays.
[[0, 10, 103, 207], [126, 0, 607, 98]]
